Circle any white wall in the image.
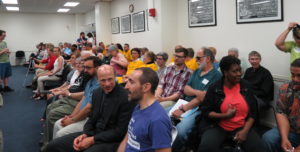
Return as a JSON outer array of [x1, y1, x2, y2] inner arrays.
[[95, 2, 112, 44], [84, 10, 95, 25], [0, 12, 77, 65], [177, 0, 300, 79], [110, 0, 163, 53]]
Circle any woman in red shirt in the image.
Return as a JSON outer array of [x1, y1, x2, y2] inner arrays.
[[197, 55, 265, 152]]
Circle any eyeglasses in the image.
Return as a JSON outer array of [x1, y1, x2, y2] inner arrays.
[[156, 57, 164, 60], [174, 54, 185, 58], [196, 56, 206, 60], [83, 66, 94, 70]]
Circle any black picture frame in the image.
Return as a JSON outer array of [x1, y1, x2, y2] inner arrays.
[[121, 15, 131, 34], [132, 11, 145, 33], [188, 0, 217, 27], [111, 17, 120, 34], [236, 0, 283, 24]]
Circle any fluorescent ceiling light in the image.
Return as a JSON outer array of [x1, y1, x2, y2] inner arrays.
[[197, 6, 203, 9], [251, 1, 270, 5], [2, 0, 18, 4], [57, 8, 70, 13], [6, 6, 19, 11], [196, 11, 203, 14], [191, 0, 199, 2], [64, 2, 79, 7]]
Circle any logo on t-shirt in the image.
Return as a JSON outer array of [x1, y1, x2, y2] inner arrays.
[[127, 118, 140, 150]]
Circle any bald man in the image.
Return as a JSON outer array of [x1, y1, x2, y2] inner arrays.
[[45, 65, 135, 152]]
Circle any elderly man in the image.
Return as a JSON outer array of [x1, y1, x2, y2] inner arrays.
[[155, 48, 192, 108], [228, 48, 248, 74], [170, 48, 221, 151], [45, 65, 135, 152], [263, 59, 300, 152], [156, 52, 169, 78], [243, 51, 274, 109]]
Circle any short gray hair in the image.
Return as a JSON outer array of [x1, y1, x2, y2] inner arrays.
[[108, 45, 118, 51], [248, 50, 261, 59], [228, 48, 239, 56], [156, 52, 169, 61], [203, 48, 215, 63]]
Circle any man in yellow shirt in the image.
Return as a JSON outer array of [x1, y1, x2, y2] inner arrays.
[[124, 43, 132, 62]]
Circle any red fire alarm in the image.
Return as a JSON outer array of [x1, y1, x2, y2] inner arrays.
[[149, 8, 156, 17]]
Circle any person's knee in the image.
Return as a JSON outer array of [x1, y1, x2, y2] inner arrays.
[[56, 129, 67, 138], [198, 143, 218, 152], [262, 130, 280, 145], [48, 110, 61, 123]]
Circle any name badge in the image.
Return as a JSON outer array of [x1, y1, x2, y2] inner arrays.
[[202, 79, 209, 85]]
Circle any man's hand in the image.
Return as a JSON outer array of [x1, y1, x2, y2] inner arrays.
[[73, 134, 87, 151], [61, 116, 74, 127], [172, 109, 184, 119], [48, 72, 54, 76], [234, 129, 248, 144], [34, 64, 39, 68], [281, 139, 293, 152], [2, 48, 9, 54], [225, 104, 236, 119], [60, 90, 70, 97], [288, 22, 299, 30], [78, 137, 95, 150], [110, 58, 117, 63]]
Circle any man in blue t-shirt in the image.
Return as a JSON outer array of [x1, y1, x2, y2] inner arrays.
[[117, 67, 172, 152], [168, 48, 222, 151]]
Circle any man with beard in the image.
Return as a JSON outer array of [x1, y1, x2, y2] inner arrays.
[[263, 59, 300, 152], [41, 56, 101, 150], [155, 48, 193, 108], [117, 67, 172, 152], [169, 48, 221, 151], [45, 65, 135, 152]]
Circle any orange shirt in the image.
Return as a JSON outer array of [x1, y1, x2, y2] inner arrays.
[[219, 84, 249, 131]]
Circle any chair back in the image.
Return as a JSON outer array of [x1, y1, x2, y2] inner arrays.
[[16, 50, 25, 58]]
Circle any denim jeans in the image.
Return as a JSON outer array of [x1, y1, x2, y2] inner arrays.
[[263, 128, 300, 152], [165, 106, 201, 151]]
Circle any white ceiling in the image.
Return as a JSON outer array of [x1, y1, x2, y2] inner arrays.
[[0, 0, 112, 14]]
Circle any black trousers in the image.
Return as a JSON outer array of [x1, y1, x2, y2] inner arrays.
[[45, 132, 119, 152], [197, 126, 266, 152]]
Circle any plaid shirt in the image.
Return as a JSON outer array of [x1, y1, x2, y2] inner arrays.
[[276, 82, 300, 133], [158, 65, 192, 98]]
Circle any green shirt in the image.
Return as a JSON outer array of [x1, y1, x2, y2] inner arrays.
[[285, 41, 300, 63], [0, 41, 9, 63], [185, 68, 222, 101]]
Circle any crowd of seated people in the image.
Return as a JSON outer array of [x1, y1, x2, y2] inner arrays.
[[19, 22, 300, 152]]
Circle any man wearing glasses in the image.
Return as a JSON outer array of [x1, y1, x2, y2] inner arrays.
[[41, 56, 102, 150], [169, 48, 221, 151], [275, 22, 300, 63], [155, 48, 192, 108]]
